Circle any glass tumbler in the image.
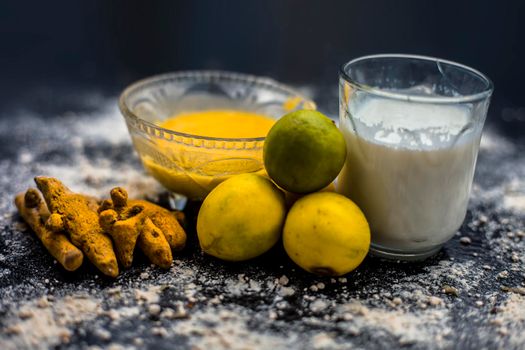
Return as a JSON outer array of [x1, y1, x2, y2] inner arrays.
[[337, 54, 493, 260]]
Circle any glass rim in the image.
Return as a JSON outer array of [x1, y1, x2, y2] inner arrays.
[[340, 54, 494, 104], [119, 70, 314, 143]]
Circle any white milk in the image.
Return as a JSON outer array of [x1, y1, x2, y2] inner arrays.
[[337, 98, 481, 253]]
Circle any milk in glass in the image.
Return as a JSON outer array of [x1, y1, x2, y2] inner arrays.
[[337, 98, 480, 253]]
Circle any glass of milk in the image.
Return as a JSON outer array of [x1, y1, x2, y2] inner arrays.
[[338, 54, 493, 260]]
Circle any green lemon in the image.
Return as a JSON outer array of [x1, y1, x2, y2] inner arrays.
[[197, 174, 286, 261], [263, 110, 346, 193]]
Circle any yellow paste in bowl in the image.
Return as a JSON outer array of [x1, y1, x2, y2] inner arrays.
[[161, 110, 275, 138], [141, 110, 275, 199]]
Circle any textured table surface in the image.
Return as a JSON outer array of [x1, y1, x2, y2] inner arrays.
[[0, 91, 524, 350]]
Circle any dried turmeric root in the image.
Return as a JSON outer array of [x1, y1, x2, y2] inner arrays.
[[131, 200, 186, 251], [34, 177, 119, 278], [99, 187, 182, 269], [139, 217, 173, 268], [14, 189, 84, 271], [99, 207, 141, 268], [102, 188, 186, 251]]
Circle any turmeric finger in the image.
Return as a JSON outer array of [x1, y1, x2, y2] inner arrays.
[[35, 176, 119, 278], [130, 199, 187, 251], [100, 208, 142, 268], [98, 199, 114, 213], [45, 213, 65, 232], [174, 211, 186, 227], [24, 189, 41, 208], [110, 187, 128, 210], [14, 190, 83, 272], [84, 195, 101, 213], [99, 209, 118, 232], [99, 186, 185, 269], [120, 205, 145, 220], [108, 187, 186, 251], [138, 217, 173, 269]]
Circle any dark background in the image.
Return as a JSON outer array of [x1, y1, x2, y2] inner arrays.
[[1, 0, 524, 133]]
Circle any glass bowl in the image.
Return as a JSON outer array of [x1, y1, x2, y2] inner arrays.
[[119, 70, 315, 200]]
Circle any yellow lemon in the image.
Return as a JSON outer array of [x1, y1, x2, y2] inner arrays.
[[283, 192, 370, 276], [197, 173, 286, 261], [283, 182, 335, 208]]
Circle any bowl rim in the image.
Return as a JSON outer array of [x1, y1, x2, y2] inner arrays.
[[119, 70, 315, 142]]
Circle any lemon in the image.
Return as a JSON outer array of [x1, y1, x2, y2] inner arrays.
[[197, 173, 286, 261], [263, 110, 346, 194], [284, 182, 335, 208], [283, 192, 370, 276]]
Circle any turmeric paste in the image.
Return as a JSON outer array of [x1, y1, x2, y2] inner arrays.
[[34, 176, 119, 278], [14, 189, 84, 271]]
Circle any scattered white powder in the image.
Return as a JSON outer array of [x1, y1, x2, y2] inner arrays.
[[172, 307, 299, 350], [503, 193, 525, 212], [17, 98, 166, 200], [68, 103, 130, 145], [471, 130, 525, 215], [340, 301, 452, 347], [479, 130, 515, 154], [134, 285, 161, 304], [424, 260, 483, 293], [110, 306, 140, 320], [310, 299, 329, 313], [3, 294, 102, 350], [490, 292, 525, 346], [278, 286, 295, 297], [39, 158, 162, 200], [310, 333, 339, 349], [500, 179, 525, 212]]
